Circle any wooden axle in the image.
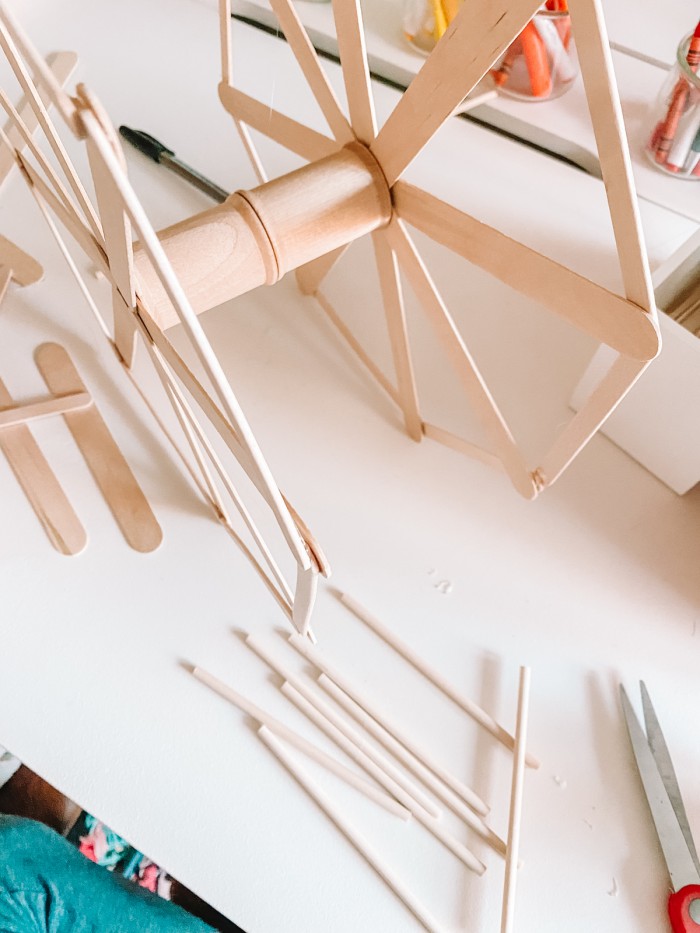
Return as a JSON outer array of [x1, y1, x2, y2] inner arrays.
[[134, 141, 392, 331]]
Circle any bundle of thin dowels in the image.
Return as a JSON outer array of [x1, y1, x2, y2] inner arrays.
[[193, 594, 537, 933]]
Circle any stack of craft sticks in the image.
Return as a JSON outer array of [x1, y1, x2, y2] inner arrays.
[[193, 594, 537, 932]]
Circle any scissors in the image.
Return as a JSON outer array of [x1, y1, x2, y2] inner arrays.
[[620, 682, 700, 932]]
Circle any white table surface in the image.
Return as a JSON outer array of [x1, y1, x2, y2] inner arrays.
[[1, 2, 700, 932]]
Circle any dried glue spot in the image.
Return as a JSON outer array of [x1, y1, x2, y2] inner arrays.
[[607, 877, 618, 897], [435, 580, 452, 595], [552, 775, 567, 789]]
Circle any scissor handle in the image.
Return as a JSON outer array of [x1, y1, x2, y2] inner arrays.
[[669, 885, 700, 932]]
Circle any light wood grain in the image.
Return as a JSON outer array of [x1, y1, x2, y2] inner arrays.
[[370, 0, 542, 184], [0, 391, 91, 429], [394, 182, 660, 361], [219, 0, 232, 84], [258, 727, 444, 933], [331, 0, 376, 144], [0, 265, 11, 305], [34, 342, 162, 553], [0, 377, 86, 555], [385, 221, 536, 500], [0, 233, 42, 286]]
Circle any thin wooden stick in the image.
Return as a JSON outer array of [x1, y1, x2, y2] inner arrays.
[[393, 182, 659, 361], [296, 245, 349, 296], [535, 353, 648, 489], [421, 422, 502, 471], [219, 0, 233, 84], [0, 20, 103, 242], [288, 632, 489, 815], [268, 0, 354, 143], [384, 222, 536, 499], [233, 120, 267, 185], [372, 232, 422, 441], [0, 265, 12, 305], [318, 673, 505, 855], [191, 666, 408, 819], [0, 391, 91, 429], [218, 84, 338, 162], [258, 726, 445, 933], [0, 231, 42, 286], [500, 667, 531, 933], [339, 593, 540, 769], [369, 0, 541, 184], [331, 0, 376, 144], [245, 634, 440, 819], [0, 50, 77, 189]]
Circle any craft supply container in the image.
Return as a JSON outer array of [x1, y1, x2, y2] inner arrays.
[[645, 33, 700, 179], [402, 0, 461, 55], [491, 10, 578, 102]]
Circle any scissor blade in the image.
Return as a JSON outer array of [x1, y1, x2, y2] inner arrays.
[[620, 685, 700, 892], [640, 681, 700, 876]]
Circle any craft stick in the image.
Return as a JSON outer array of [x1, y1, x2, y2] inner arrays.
[[281, 496, 331, 578], [392, 182, 660, 362], [372, 233, 422, 441], [0, 50, 77, 188], [292, 564, 319, 638], [318, 673, 506, 855], [0, 21, 103, 243], [219, 0, 233, 84], [384, 222, 536, 499], [0, 6, 78, 132], [0, 376, 86, 555], [421, 422, 502, 471], [34, 342, 162, 553], [370, 0, 542, 184], [218, 83, 338, 162], [0, 391, 91, 429], [0, 265, 11, 305], [314, 290, 400, 405], [0, 232, 42, 287], [234, 119, 267, 185], [268, 0, 354, 143], [331, 0, 377, 144], [245, 634, 440, 819], [191, 666, 408, 819], [339, 593, 541, 770], [288, 632, 489, 814], [535, 353, 648, 489], [456, 89, 499, 113], [80, 111, 312, 573], [567, 0, 656, 314], [296, 245, 349, 296], [500, 667, 531, 933], [258, 727, 445, 933]]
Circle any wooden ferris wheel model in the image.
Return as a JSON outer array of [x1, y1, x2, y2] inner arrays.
[[0, 0, 659, 634]]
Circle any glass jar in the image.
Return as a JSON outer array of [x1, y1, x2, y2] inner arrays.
[[403, 0, 461, 56], [490, 9, 578, 102], [646, 32, 700, 179]]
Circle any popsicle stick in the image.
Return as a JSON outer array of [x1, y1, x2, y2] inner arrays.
[[81, 110, 311, 572], [292, 563, 319, 637], [501, 667, 531, 933], [258, 726, 445, 933], [331, 0, 376, 144], [268, 0, 354, 143], [0, 265, 12, 305], [218, 83, 338, 162], [393, 182, 660, 361], [421, 422, 502, 471], [245, 634, 439, 819], [372, 232, 422, 441], [219, 0, 233, 84], [568, 0, 656, 314], [34, 342, 162, 553], [296, 244, 349, 296], [370, 0, 541, 184], [385, 222, 536, 500], [0, 21, 103, 242], [191, 666, 408, 820], [314, 290, 399, 404], [339, 593, 541, 769], [0, 391, 91, 429], [288, 633, 488, 815], [0, 233, 42, 287], [535, 353, 648, 489], [0, 377, 86, 555], [0, 50, 78, 188], [319, 673, 506, 855]]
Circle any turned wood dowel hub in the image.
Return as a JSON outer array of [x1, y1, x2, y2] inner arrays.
[[134, 142, 392, 330]]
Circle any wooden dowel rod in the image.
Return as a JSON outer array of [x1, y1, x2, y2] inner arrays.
[[245, 634, 439, 819], [500, 667, 531, 933], [191, 666, 408, 820], [257, 726, 445, 933], [318, 674, 505, 856], [339, 593, 540, 769], [288, 632, 489, 815]]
